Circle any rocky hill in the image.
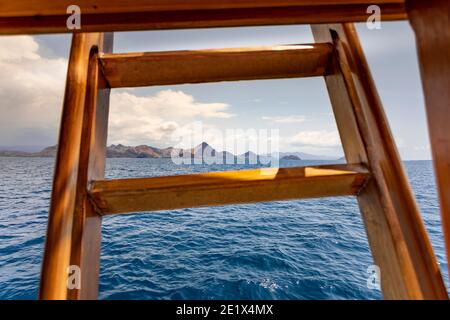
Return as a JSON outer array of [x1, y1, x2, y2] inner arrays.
[[280, 155, 302, 160], [0, 143, 339, 160]]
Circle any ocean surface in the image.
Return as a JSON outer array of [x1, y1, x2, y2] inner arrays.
[[0, 157, 448, 299]]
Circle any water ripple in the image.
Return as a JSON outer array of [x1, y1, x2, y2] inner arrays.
[[0, 158, 448, 299]]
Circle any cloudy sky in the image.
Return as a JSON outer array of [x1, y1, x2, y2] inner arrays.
[[0, 22, 432, 159]]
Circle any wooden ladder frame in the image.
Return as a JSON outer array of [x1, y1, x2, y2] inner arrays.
[[38, 24, 448, 300], [39, 33, 114, 299], [312, 24, 447, 299], [0, 0, 450, 298]]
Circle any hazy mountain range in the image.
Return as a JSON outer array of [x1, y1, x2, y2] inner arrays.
[[0, 143, 339, 160]]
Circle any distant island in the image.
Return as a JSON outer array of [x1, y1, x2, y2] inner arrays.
[[280, 155, 302, 161], [0, 145, 58, 158], [0, 142, 340, 160]]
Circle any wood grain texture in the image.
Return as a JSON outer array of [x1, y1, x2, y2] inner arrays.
[[0, 0, 406, 17], [100, 44, 332, 88], [88, 164, 370, 215], [0, 2, 406, 34], [39, 32, 113, 300], [406, 0, 450, 280], [68, 35, 113, 300], [312, 24, 447, 299]]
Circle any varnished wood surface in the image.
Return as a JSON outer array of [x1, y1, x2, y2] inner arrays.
[[68, 35, 113, 300], [100, 44, 332, 88], [312, 24, 447, 299], [0, 1, 406, 34], [39, 33, 113, 300], [406, 0, 450, 280], [0, 1, 406, 17], [88, 164, 370, 215]]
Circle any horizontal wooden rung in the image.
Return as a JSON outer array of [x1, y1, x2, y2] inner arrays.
[[0, 1, 406, 17], [88, 164, 370, 215], [0, 1, 407, 35], [100, 44, 332, 88]]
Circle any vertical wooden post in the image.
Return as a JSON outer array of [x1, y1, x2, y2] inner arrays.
[[312, 24, 447, 299], [406, 0, 450, 280], [39, 32, 113, 300]]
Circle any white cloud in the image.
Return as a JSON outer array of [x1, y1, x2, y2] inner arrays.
[[0, 36, 67, 145], [0, 36, 233, 147], [262, 115, 306, 124], [0, 36, 40, 61], [108, 90, 234, 146], [288, 130, 341, 148]]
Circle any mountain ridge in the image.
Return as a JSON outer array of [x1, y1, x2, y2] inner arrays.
[[0, 143, 340, 160]]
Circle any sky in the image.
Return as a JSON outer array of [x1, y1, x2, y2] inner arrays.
[[0, 21, 432, 159]]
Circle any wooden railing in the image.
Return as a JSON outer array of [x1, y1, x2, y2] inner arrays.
[[88, 164, 370, 215], [0, 0, 448, 301], [0, 0, 407, 34]]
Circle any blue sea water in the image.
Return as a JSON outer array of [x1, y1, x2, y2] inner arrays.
[[0, 157, 448, 299]]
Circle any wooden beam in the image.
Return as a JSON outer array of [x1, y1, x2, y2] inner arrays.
[[312, 24, 448, 299], [100, 44, 332, 88], [0, 2, 407, 35], [406, 0, 450, 280], [88, 164, 369, 215], [0, 0, 406, 16], [39, 32, 113, 300]]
